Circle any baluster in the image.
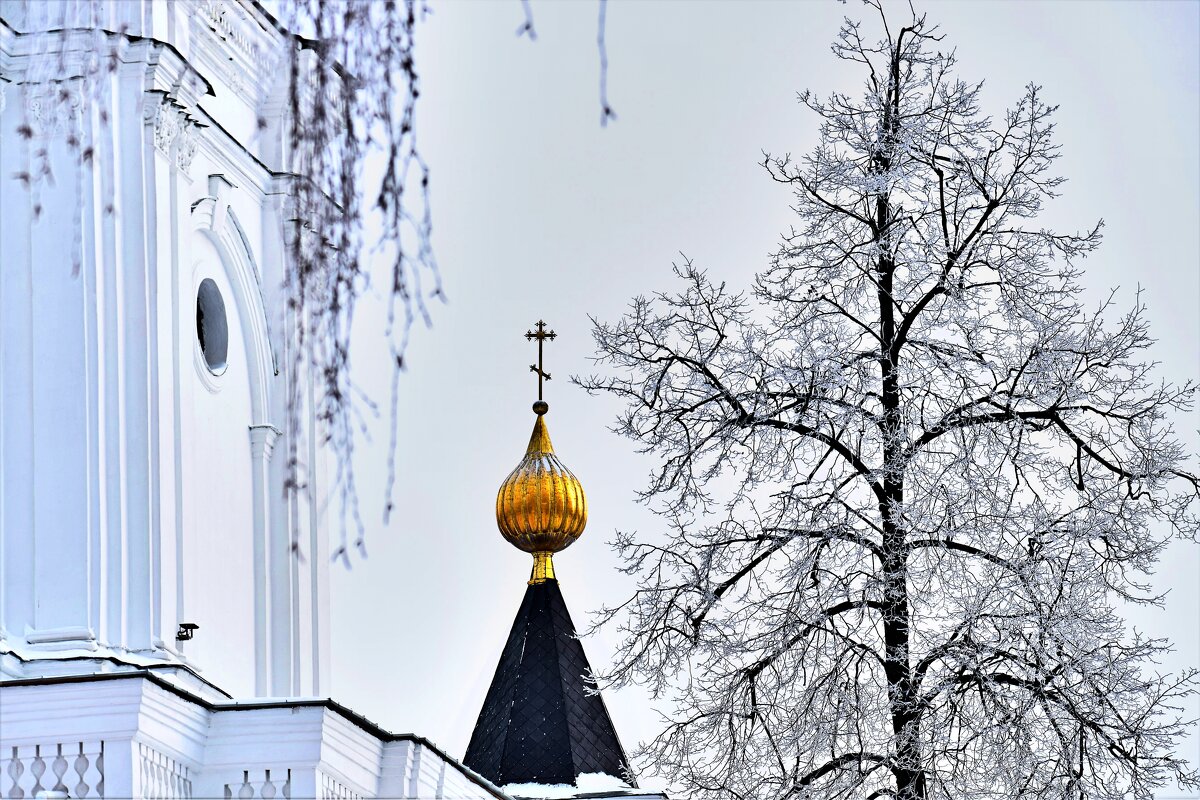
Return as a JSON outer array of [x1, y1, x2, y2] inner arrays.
[[15, 746, 40, 798], [72, 743, 90, 799], [49, 745, 67, 794], [3, 745, 24, 799], [89, 743, 104, 799], [155, 751, 166, 799], [28, 746, 45, 796], [237, 770, 253, 800], [3, 743, 22, 800], [138, 747, 148, 800]]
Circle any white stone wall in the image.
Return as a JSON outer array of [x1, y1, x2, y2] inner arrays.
[[0, 0, 329, 699]]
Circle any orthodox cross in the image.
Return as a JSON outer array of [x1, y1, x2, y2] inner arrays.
[[525, 320, 556, 404]]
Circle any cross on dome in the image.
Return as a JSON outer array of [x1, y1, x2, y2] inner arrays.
[[525, 319, 556, 413]]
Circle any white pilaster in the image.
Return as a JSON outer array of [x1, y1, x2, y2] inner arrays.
[[116, 60, 153, 653], [0, 81, 35, 642], [249, 423, 281, 695], [25, 84, 93, 647]]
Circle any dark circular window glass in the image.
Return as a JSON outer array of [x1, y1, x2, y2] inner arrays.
[[196, 278, 229, 374]]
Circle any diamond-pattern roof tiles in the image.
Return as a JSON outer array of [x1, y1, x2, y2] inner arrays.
[[463, 579, 635, 787]]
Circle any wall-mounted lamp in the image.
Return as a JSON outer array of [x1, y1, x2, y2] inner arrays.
[[176, 622, 199, 641]]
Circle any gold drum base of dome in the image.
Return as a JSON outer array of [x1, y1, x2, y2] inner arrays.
[[529, 551, 556, 584]]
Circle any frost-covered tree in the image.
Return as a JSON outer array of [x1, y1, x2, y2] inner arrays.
[[581, 5, 1199, 799]]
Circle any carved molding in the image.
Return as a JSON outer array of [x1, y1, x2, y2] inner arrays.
[[177, 130, 198, 172], [151, 97, 182, 151], [249, 424, 282, 461]]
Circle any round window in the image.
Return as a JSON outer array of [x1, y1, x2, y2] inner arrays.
[[196, 278, 229, 374]]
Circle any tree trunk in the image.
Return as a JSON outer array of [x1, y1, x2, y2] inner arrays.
[[876, 58, 927, 789], [878, 256, 925, 798]]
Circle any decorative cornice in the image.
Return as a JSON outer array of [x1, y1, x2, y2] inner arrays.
[[194, 0, 275, 71], [0, 13, 285, 198], [188, 0, 281, 107], [0, 24, 212, 100]]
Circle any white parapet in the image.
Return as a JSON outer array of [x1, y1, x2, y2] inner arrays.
[[0, 673, 510, 800]]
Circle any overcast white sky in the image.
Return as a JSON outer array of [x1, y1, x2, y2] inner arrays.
[[329, 2, 1200, 796]]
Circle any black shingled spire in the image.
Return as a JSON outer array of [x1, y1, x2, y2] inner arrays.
[[464, 579, 635, 788]]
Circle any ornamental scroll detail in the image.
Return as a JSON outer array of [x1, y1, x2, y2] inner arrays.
[[25, 84, 85, 138], [148, 93, 203, 175]]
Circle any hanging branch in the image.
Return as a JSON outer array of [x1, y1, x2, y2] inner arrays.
[[7, 0, 618, 566]]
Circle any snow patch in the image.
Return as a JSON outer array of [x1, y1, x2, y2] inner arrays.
[[503, 772, 634, 798]]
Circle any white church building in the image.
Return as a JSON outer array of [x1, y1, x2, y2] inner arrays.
[[0, 2, 659, 798]]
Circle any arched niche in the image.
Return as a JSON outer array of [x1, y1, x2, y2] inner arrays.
[[189, 175, 276, 423], [180, 176, 282, 698]]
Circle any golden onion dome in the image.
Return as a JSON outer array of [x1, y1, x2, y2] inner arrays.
[[496, 409, 587, 583]]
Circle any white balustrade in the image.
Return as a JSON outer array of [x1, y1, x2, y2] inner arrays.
[[0, 742, 104, 799], [138, 743, 192, 800], [318, 772, 362, 800], [222, 768, 292, 800]]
